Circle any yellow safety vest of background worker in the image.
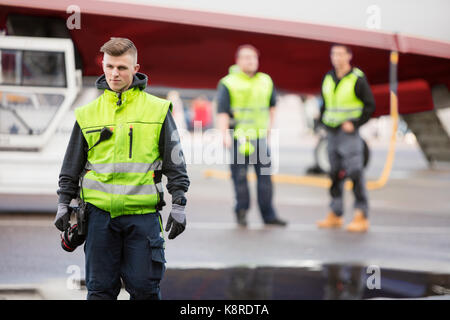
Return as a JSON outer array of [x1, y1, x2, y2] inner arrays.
[[216, 44, 287, 227]]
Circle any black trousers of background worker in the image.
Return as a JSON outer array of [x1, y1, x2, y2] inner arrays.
[[230, 137, 277, 223], [327, 129, 369, 217], [84, 203, 166, 300]]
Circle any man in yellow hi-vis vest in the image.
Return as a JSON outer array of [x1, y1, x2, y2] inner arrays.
[[54, 38, 190, 299], [317, 44, 375, 232], [217, 44, 287, 228]]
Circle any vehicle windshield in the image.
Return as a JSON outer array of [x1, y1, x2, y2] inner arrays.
[[0, 49, 66, 88]]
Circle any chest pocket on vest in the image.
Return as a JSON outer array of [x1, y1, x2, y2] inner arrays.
[[84, 126, 115, 156], [125, 122, 160, 162]]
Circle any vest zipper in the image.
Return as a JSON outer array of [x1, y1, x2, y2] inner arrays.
[[86, 128, 102, 134], [128, 125, 133, 158]]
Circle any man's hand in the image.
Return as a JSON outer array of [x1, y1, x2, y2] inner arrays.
[[217, 113, 231, 149], [54, 203, 71, 231], [341, 121, 355, 133], [223, 133, 232, 149], [165, 203, 186, 240]]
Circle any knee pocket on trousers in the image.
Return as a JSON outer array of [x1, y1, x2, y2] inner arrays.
[[147, 236, 166, 280]]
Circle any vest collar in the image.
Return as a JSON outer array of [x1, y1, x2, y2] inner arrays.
[[331, 66, 354, 82], [96, 72, 148, 107], [235, 70, 259, 80], [103, 86, 140, 107]]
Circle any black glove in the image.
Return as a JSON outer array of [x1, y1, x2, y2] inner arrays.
[[165, 198, 186, 240], [61, 224, 86, 252], [54, 203, 71, 231]]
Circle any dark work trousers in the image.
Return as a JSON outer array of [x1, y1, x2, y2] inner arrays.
[[84, 203, 166, 300], [327, 129, 369, 217], [230, 137, 277, 223]]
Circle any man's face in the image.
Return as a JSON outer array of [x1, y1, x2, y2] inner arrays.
[[236, 48, 259, 75], [102, 53, 139, 92], [330, 46, 352, 70]]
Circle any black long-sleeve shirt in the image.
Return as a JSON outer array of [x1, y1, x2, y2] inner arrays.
[[57, 73, 189, 205], [319, 68, 376, 131]]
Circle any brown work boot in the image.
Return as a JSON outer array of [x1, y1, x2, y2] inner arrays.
[[346, 209, 369, 232], [317, 212, 343, 229]]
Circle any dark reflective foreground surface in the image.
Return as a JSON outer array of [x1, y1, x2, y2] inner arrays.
[[160, 264, 450, 300]]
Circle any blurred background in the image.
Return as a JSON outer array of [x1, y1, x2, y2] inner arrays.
[[0, 0, 449, 300]]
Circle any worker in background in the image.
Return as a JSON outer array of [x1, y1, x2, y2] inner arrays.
[[54, 37, 190, 299], [216, 44, 287, 228], [316, 44, 375, 232]]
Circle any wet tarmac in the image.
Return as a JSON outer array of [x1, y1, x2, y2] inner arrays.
[[0, 139, 449, 299], [160, 264, 450, 299], [1, 264, 449, 300]]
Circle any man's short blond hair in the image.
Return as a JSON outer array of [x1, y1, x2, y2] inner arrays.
[[100, 37, 138, 64]]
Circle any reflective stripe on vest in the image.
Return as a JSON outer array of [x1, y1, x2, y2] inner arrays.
[[75, 87, 171, 218], [86, 160, 163, 174], [322, 68, 364, 128], [220, 71, 273, 139], [83, 178, 163, 196]]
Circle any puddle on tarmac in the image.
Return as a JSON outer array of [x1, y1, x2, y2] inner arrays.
[[159, 264, 450, 300]]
